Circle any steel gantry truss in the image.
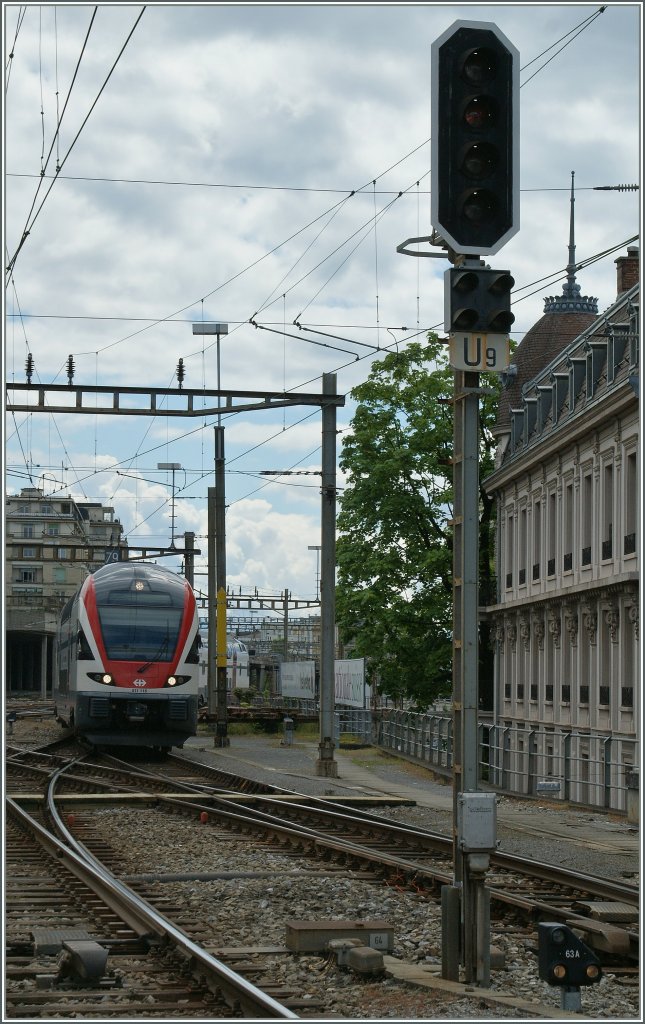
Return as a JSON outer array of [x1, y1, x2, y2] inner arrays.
[[6, 376, 343, 777], [5, 382, 343, 418]]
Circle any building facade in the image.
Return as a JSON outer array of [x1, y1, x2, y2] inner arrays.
[[5, 487, 128, 695], [483, 246, 639, 810]]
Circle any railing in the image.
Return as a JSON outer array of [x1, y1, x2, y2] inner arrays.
[[374, 709, 637, 813], [373, 710, 453, 771], [336, 708, 372, 741]]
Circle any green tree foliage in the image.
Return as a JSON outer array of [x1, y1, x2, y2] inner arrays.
[[336, 335, 498, 709]]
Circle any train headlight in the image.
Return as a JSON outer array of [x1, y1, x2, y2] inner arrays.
[[165, 675, 189, 687], [88, 672, 114, 685]]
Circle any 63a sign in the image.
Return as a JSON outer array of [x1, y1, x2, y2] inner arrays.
[[449, 331, 510, 372]]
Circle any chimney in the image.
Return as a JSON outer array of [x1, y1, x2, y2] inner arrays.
[[615, 245, 639, 295]]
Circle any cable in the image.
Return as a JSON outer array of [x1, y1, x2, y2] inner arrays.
[[5, 5, 27, 92], [520, 6, 607, 87], [6, 8, 99, 278], [6, 7, 146, 278]]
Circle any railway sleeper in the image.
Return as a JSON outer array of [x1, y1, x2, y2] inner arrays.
[[566, 917, 634, 958]]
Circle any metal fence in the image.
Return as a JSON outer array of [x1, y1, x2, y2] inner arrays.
[[372, 709, 638, 813], [336, 708, 372, 742]]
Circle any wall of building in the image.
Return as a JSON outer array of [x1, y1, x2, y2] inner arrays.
[[484, 262, 639, 808], [4, 488, 128, 694]]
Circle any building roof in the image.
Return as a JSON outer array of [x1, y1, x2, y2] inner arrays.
[[497, 309, 597, 431], [497, 172, 599, 433]]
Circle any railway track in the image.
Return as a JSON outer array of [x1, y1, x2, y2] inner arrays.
[[7, 741, 639, 967], [5, 772, 304, 1019]]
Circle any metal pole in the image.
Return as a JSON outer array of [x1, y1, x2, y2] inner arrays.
[[452, 367, 483, 983], [184, 531, 195, 587], [283, 588, 289, 663], [214, 425, 229, 746], [170, 467, 176, 547], [207, 487, 217, 718], [316, 373, 338, 777]]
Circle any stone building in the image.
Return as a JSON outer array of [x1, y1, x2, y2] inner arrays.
[[4, 487, 128, 694], [483, 225, 639, 810]]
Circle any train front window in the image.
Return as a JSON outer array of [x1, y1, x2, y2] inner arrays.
[[97, 605, 183, 661]]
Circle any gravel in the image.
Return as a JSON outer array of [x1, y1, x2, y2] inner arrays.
[[7, 716, 641, 1020]]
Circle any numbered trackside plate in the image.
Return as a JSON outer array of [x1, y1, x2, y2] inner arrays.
[[449, 332, 511, 373]]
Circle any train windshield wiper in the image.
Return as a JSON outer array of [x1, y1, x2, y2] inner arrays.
[[137, 634, 169, 673]]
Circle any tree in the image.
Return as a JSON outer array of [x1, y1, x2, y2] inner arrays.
[[336, 334, 498, 708]]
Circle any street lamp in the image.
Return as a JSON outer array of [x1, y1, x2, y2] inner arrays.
[[191, 322, 229, 745], [308, 544, 322, 598], [157, 462, 182, 549], [192, 322, 229, 425]]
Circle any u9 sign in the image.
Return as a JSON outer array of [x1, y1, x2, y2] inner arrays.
[[449, 331, 510, 372]]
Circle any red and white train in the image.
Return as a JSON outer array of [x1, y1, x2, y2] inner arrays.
[[53, 561, 200, 750]]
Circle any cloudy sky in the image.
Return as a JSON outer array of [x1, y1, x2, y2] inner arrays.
[[3, 2, 641, 614]]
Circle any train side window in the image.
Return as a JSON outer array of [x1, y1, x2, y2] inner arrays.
[[60, 597, 74, 624], [186, 633, 201, 664], [77, 629, 93, 660]]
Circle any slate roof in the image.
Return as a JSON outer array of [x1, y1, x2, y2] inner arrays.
[[497, 309, 597, 431]]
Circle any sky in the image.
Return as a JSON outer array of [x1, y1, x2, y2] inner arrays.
[[3, 1, 642, 617]]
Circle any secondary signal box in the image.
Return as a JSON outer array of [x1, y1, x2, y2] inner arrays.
[[457, 791, 497, 851]]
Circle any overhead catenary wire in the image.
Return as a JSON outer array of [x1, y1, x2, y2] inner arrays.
[[520, 5, 607, 87], [5, 5, 28, 91], [6, 7, 145, 279], [5, 7, 636, 542], [7, 228, 638, 513]]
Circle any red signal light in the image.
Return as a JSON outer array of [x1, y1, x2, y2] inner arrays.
[[463, 96, 496, 128]]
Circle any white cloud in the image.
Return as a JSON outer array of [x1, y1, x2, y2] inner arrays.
[[4, 2, 641, 608]]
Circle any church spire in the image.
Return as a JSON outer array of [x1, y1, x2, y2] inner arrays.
[[543, 171, 598, 314]]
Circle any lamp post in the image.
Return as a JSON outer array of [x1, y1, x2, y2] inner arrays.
[[308, 544, 322, 598], [192, 322, 229, 426], [191, 322, 229, 744], [157, 462, 182, 549]]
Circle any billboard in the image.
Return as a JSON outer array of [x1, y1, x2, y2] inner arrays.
[[334, 658, 368, 708], [281, 661, 316, 700]]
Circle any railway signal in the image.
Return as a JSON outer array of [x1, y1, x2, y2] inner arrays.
[[445, 266, 514, 334], [431, 20, 519, 255], [538, 923, 602, 988]]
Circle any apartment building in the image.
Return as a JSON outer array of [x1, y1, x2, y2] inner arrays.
[[4, 487, 128, 694], [483, 245, 639, 809]]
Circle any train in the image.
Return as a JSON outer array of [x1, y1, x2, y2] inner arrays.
[[53, 561, 200, 750], [197, 615, 250, 704]]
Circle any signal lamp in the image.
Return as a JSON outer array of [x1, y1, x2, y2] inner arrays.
[[431, 21, 519, 254], [445, 266, 515, 335], [537, 922, 602, 988], [461, 46, 496, 84], [461, 142, 498, 179]]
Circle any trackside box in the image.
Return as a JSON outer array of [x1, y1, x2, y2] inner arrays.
[[286, 920, 394, 953]]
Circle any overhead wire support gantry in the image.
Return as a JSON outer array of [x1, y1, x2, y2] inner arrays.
[[5, 382, 344, 418]]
